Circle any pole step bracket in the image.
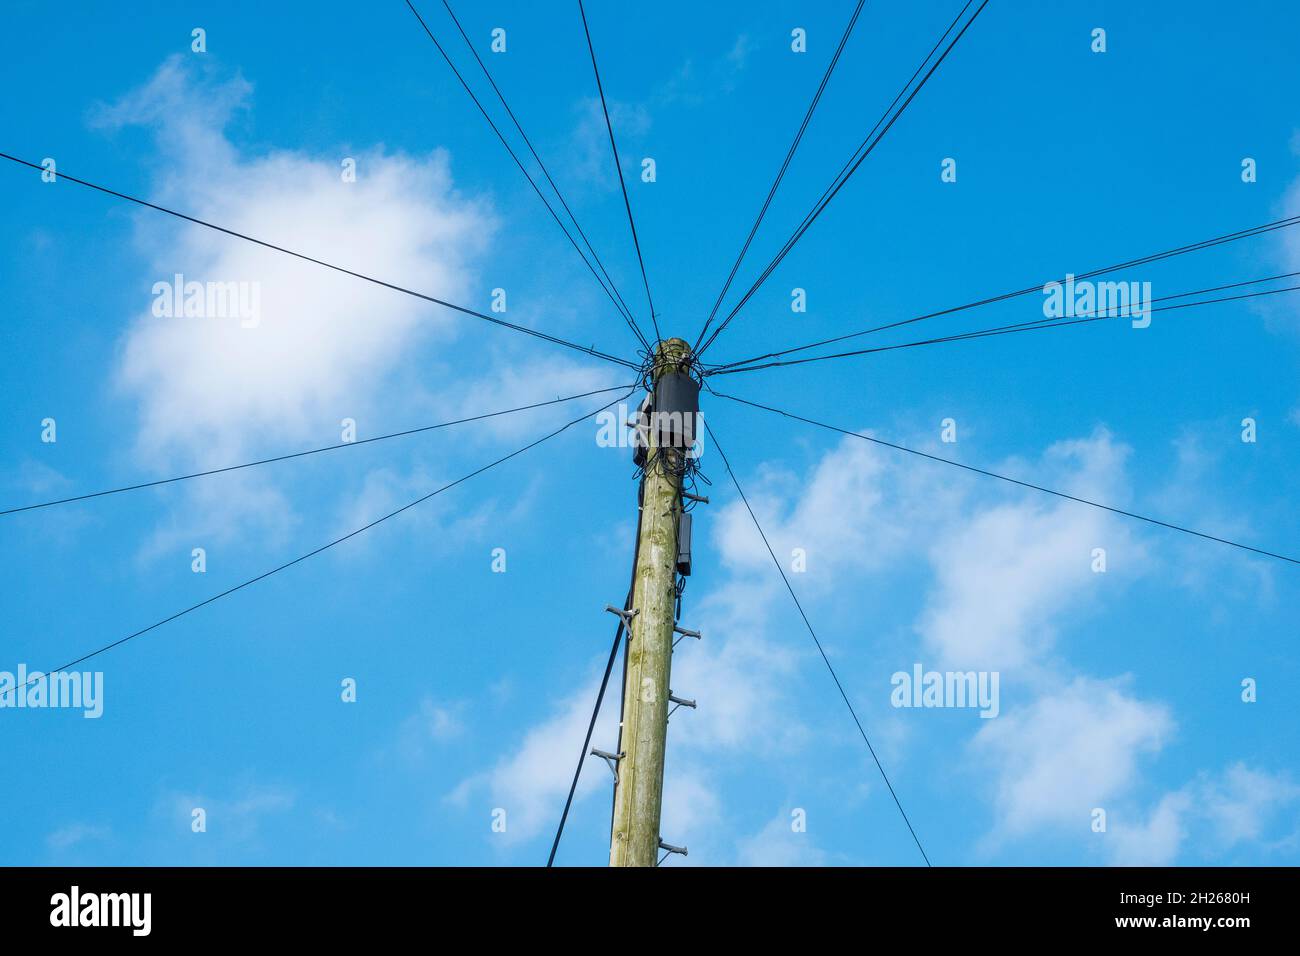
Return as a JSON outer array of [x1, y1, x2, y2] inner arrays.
[[672, 624, 701, 649], [667, 693, 697, 721], [589, 748, 625, 783], [657, 840, 688, 865], [605, 605, 639, 628]]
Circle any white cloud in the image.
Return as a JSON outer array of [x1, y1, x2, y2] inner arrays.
[[381, 696, 470, 767], [1271, 147, 1300, 335], [448, 670, 619, 845], [571, 97, 651, 192], [1280, 154, 1300, 278], [159, 783, 295, 844], [1109, 763, 1300, 864], [1269, 147, 1300, 428], [652, 33, 757, 111], [1107, 790, 1190, 865], [972, 676, 1173, 841], [707, 428, 1144, 684], [451, 360, 627, 443], [447, 430, 921, 855], [105, 60, 493, 466], [736, 811, 828, 866], [47, 822, 111, 851], [1201, 763, 1300, 845], [659, 766, 722, 854], [448, 420, 1271, 864], [136, 467, 298, 563], [93, 56, 510, 551], [327, 461, 521, 550], [919, 430, 1142, 675], [444, 549, 807, 851], [403, 695, 466, 747], [10, 459, 72, 498], [726, 34, 756, 74], [452, 425, 1144, 859], [710, 431, 955, 591], [671, 578, 806, 754], [1148, 429, 1276, 600], [3, 461, 93, 544], [90, 55, 622, 564]]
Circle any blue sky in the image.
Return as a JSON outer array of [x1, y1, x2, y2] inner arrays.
[[1, 0, 1298, 866]]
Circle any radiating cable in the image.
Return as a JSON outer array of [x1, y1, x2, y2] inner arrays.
[[696, 0, 986, 358], [438, 0, 649, 352], [706, 419, 933, 866], [546, 584, 632, 867], [0, 384, 634, 517], [709, 213, 1300, 373], [0, 151, 637, 370], [709, 275, 1300, 377], [578, 0, 661, 345], [693, 0, 869, 354], [709, 389, 1300, 567], [2, 388, 636, 698]]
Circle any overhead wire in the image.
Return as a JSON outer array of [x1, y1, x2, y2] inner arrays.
[[706, 419, 933, 865], [438, 0, 649, 352], [578, 0, 662, 346], [709, 212, 1300, 373], [2, 387, 636, 699], [545, 583, 632, 868], [547, 474, 645, 867], [404, 0, 650, 352], [693, 0, 870, 354], [0, 151, 637, 370], [696, 0, 987, 358], [708, 389, 1300, 567], [0, 384, 634, 517], [708, 273, 1300, 377]]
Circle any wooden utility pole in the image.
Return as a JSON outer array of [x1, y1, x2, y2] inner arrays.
[[610, 338, 691, 867]]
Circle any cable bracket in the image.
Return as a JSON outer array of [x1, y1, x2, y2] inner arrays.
[[672, 624, 701, 649], [605, 605, 639, 630], [589, 748, 625, 783], [667, 693, 696, 721]]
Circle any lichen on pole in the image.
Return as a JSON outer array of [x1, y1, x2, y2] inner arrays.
[[609, 338, 692, 867]]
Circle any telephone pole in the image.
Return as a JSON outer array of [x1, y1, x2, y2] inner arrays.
[[610, 337, 695, 867]]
